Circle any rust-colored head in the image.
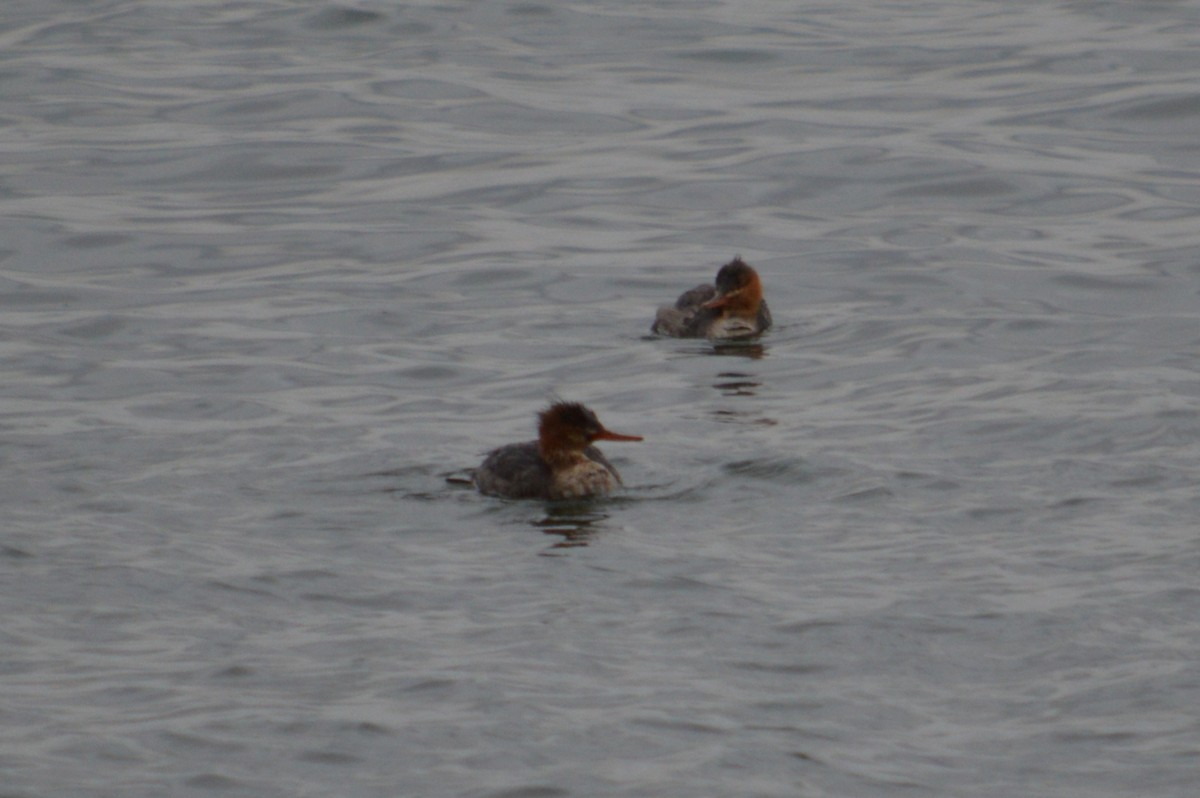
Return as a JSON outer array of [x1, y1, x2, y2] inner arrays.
[[702, 257, 765, 318], [537, 401, 642, 460]]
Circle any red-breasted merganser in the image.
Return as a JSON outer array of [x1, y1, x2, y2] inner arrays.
[[652, 257, 772, 339], [474, 401, 642, 500]]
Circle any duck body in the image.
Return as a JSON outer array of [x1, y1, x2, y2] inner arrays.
[[473, 402, 641, 500], [474, 441, 623, 500], [652, 257, 771, 339]]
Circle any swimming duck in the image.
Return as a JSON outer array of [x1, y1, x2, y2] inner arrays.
[[474, 401, 642, 500], [652, 257, 771, 339]]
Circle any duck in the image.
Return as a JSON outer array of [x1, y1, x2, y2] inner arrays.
[[652, 257, 771, 339], [473, 401, 642, 500]]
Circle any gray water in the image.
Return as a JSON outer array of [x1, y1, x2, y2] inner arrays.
[[3, 1, 1199, 796]]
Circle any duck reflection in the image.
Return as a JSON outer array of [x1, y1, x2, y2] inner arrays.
[[532, 503, 610, 552], [711, 408, 778, 426], [713, 371, 760, 397], [708, 341, 767, 360], [709, 368, 777, 426]]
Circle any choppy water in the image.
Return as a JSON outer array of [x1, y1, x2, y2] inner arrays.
[[3, 1, 1199, 796]]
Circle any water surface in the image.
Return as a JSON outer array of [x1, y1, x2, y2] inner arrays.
[[2, 1, 1199, 796]]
